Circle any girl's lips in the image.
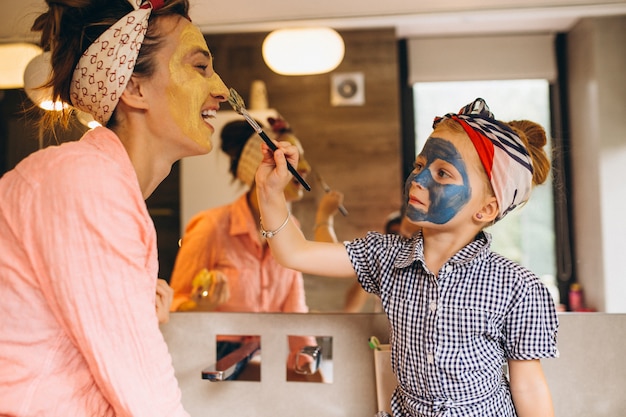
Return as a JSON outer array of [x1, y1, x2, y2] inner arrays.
[[409, 194, 427, 208]]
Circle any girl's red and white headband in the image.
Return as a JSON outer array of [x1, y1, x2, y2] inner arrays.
[[434, 98, 534, 222]]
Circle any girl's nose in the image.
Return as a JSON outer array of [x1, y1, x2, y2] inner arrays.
[[412, 168, 433, 188]]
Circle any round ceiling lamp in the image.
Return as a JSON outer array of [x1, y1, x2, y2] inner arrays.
[[262, 27, 345, 76], [0, 43, 43, 89], [23, 52, 67, 111]]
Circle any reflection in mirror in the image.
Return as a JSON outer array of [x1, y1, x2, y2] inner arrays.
[[201, 335, 261, 382], [287, 335, 333, 383]]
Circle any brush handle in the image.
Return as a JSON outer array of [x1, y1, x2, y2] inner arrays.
[[257, 128, 311, 191], [237, 107, 310, 191], [317, 176, 349, 216]]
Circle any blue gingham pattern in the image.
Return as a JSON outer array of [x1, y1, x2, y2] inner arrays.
[[346, 231, 559, 417]]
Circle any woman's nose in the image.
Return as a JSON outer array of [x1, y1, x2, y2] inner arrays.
[[209, 73, 229, 102]]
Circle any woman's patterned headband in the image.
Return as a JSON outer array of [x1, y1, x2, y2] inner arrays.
[[70, 0, 165, 125]]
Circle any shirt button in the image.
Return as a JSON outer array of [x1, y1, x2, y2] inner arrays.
[[427, 352, 434, 364], [444, 265, 453, 274], [429, 301, 437, 312]]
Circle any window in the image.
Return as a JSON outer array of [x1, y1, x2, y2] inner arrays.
[[413, 80, 559, 303]]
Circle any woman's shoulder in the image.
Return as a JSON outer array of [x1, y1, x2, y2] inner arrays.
[[16, 128, 127, 178], [183, 201, 237, 236]]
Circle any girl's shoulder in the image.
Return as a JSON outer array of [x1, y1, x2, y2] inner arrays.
[[348, 230, 420, 265], [483, 251, 546, 291]]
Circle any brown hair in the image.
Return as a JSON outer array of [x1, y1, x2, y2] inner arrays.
[[30, 0, 190, 129]]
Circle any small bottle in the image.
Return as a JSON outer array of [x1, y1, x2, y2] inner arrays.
[[569, 283, 584, 312]]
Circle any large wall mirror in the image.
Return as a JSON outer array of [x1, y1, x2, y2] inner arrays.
[[172, 17, 626, 314], [168, 28, 404, 314], [2, 2, 625, 313]]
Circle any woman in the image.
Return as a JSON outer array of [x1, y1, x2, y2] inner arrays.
[[255, 98, 558, 416], [0, 0, 228, 415]]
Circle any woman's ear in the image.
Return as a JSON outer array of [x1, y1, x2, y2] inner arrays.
[[119, 75, 150, 110], [475, 196, 498, 223]]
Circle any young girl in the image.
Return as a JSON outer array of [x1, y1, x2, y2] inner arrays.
[[0, 0, 228, 415], [255, 98, 559, 417]]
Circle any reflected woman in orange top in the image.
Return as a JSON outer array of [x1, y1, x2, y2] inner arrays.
[[170, 117, 344, 313]]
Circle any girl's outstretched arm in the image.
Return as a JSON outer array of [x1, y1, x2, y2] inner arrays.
[[508, 359, 554, 417], [255, 141, 355, 278]]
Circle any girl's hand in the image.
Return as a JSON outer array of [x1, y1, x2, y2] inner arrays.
[[256, 141, 300, 195]]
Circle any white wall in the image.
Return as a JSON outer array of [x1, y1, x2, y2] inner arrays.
[[567, 15, 626, 313]]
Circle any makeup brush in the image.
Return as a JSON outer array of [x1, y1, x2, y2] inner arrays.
[[315, 172, 348, 216], [227, 88, 311, 191]]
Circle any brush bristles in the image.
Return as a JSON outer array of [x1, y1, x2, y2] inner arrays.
[[227, 88, 245, 114]]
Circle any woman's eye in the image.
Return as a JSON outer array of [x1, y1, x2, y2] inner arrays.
[[193, 63, 209, 75]]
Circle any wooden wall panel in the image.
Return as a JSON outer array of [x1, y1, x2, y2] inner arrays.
[[205, 28, 404, 242]]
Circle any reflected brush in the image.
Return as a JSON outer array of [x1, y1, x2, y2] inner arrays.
[[315, 172, 348, 216], [227, 88, 311, 191]]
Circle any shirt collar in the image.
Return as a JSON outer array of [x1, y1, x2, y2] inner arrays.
[[393, 230, 492, 269], [229, 193, 257, 237]]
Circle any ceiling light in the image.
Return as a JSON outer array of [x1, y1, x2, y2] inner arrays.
[[0, 43, 43, 89], [23, 52, 67, 111], [262, 27, 345, 76]]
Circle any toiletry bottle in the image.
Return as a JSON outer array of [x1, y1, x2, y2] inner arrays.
[[569, 283, 584, 311]]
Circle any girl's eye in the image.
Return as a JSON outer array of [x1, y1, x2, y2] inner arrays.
[[436, 169, 451, 179], [413, 161, 425, 172]]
